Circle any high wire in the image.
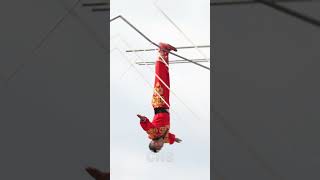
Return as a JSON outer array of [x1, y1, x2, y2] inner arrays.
[[136, 58, 209, 65], [126, 45, 210, 52], [110, 15, 210, 70]]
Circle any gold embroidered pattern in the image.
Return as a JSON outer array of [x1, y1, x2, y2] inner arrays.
[[152, 82, 165, 108], [147, 128, 157, 139], [159, 126, 169, 134], [147, 125, 170, 141], [147, 128, 158, 135], [162, 125, 170, 143]]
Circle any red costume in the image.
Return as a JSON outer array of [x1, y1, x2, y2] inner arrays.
[[140, 43, 177, 144]]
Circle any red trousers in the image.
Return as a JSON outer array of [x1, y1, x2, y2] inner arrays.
[[140, 45, 176, 145], [152, 50, 170, 109]]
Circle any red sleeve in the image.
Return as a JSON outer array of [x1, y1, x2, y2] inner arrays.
[[168, 133, 176, 144], [140, 117, 155, 131]]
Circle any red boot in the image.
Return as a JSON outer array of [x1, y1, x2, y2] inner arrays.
[[159, 42, 177, 52], [158, 42, 177, 64]]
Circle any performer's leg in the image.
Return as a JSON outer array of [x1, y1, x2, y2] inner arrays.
[[152, 43, 176, 109]]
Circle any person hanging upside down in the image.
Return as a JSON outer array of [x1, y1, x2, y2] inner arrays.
[[137, 42, 182, 153]]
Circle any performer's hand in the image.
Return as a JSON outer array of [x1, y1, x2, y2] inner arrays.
[[137, 114, 146, 122], [175, 137, 182, 143]]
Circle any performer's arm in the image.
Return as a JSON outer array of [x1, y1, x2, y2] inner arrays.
[[137, 114, 154, 131], [167, 133, 182, 144], [168, 133, 175, 144]]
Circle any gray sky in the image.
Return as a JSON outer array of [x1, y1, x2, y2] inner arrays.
[[110, 0, 210, 179]]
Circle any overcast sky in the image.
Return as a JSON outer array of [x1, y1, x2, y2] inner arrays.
[[110, 0, 210, 179]]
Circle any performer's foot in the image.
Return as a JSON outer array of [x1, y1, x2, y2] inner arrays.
[[158, 42, 176, 64], [159, 42, 177, 52]]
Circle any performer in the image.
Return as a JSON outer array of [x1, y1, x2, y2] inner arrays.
[[137, 42, 182, 153]]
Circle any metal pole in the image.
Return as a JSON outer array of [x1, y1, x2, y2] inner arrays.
[[136, 58, 209, 65], [126, 45, 210, 52]]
